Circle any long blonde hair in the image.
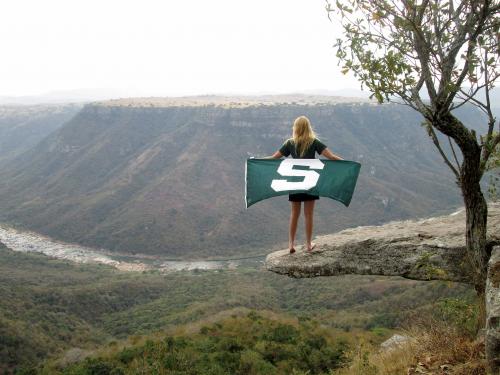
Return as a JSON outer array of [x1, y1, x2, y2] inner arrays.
[[291, 115, 316, 157]]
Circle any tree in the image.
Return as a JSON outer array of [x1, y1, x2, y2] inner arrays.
[[325, 0, 500, 297]]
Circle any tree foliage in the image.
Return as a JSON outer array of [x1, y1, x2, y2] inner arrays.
[[326, 0, 499, 178]]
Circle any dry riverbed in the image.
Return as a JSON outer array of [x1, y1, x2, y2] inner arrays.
[[0, 224, 262, 272]]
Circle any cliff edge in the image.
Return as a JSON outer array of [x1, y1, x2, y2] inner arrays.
[[265, 202, 500, 283]]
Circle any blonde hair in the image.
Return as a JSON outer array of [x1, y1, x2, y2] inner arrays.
[[291, 115, 316, 157]]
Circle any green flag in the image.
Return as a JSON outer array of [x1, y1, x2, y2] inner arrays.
[[245, 158, 361, 208]]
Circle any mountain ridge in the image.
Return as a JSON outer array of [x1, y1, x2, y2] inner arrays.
[[0, 100, 477, 257]]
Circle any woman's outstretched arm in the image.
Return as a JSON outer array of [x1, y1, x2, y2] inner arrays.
[[263, 151, 283, 159], [321, 148, 344, 160]]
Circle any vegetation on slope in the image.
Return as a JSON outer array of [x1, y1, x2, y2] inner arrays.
[[336, 298, 485, 375], [18, 296, 485, 374], [35, 312, 351, 375], [0, 243, 477, 373]]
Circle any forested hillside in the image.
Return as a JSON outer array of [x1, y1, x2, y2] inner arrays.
[[0, 96, 477, 257], [0, 241, 476, 373]]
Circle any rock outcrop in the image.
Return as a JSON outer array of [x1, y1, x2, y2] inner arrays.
[[265, 202, 500, 283], [486, 245, 500, 373]]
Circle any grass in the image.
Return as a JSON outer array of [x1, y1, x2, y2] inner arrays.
[[332, 298, 488, 375]]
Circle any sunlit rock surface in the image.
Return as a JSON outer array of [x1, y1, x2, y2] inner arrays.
[[265, 202, 500, 283]]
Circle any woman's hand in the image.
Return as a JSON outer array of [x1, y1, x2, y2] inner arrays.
[[321, 148, 344, 160]]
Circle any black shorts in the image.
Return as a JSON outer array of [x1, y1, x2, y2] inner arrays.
[[288, 193, 320, 202]]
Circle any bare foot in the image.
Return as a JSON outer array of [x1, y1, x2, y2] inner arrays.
[[306, 243, 316, 252]]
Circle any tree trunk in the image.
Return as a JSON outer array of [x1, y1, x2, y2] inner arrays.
[[432, 112, 490, 296], [431, 110, 490, 327], [461, 149, 489, 295], [460, 143, 489, 329]]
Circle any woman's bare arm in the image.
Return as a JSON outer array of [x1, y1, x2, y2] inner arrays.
[[263, 151, 283, 159], [321, 148, 344, 160]]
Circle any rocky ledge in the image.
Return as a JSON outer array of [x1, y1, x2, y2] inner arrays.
[[265, 202, 500, 283]]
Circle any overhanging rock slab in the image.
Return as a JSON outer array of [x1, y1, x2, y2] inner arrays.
[[265, 203, 500, 283]]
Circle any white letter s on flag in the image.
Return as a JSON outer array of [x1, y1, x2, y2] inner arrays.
[[270, 159, 324, 192]]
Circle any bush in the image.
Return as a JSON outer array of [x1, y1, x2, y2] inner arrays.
[[76, 357, 117, 375], [435, 297, 479, 336], [263, 324, 299, 344]]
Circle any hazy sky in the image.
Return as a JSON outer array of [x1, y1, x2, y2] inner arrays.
[[0, 0, 360, 97]]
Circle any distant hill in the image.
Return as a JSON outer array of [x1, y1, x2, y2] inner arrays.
[[0, 95, 480, 258], [0, 88, 127, 105], [0, 104, 82, 165]]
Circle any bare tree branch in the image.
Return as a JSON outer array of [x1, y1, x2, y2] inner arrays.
[[427, 123, 461, 180], [448, 135, 462, 172]]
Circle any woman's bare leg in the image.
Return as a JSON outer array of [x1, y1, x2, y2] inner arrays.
[[304, 200, 316, 251], [289, 201, 301, 252]]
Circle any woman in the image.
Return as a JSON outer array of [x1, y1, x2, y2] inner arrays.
[[268, 116, 343, 254]]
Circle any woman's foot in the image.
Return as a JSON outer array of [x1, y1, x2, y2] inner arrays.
[[306, 243, 316, 252], [289, 247, 296, 254]]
